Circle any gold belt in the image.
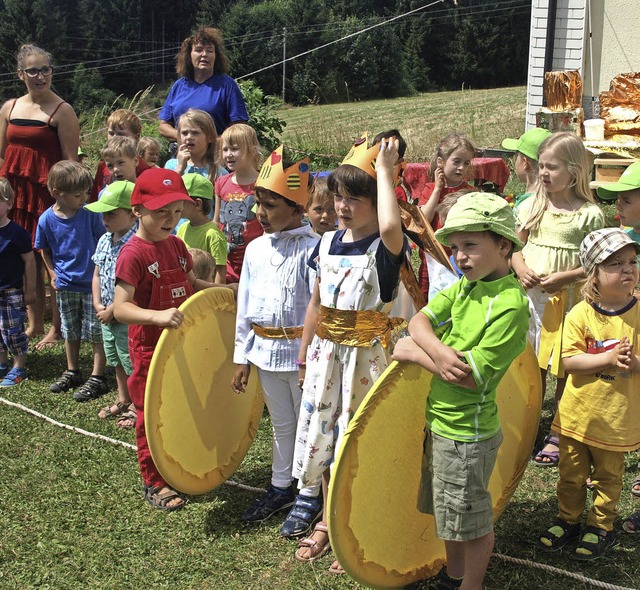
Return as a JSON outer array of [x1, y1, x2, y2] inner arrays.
[[316, 305, 404, 348], [252, 323, 303, 339]]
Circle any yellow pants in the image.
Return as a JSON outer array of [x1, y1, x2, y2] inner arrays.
[[557, 434, 624, 532]]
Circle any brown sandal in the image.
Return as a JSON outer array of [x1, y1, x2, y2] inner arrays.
[[328, 559, 345, 575], [294, 521, 331, 562], [98, 401, 128, 420], [116, 406, 137, 429]]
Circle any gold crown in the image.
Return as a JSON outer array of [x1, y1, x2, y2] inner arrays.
[[255, 145, 310, 206], [341, 133, 405, 185]]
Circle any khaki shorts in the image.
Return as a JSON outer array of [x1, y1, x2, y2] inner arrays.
[[418, 429, 503, 542]]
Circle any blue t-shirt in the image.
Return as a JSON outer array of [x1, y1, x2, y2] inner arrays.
[[308, 229, 407, 303], [0, 221, 32, 290], [34, 207, 106, 293], [158, 75, 249, 135]]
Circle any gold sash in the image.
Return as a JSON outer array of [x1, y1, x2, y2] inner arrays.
[[252, 324, 304, 340], [316, 305, 404, 348]]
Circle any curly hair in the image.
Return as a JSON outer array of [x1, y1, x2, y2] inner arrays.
[[176, 27, 229, 78]]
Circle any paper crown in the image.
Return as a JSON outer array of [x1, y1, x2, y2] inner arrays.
[[255, 145, 310, 206], [341, 133, 405, 185]]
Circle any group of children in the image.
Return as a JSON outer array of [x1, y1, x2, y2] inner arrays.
[[2, 103, 640, 588]]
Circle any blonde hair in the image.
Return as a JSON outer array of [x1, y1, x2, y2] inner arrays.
[[429, 133, 476, 182], [519, 132, 596, 232], [0, 177, 15, 203], [218, 124, 262, 171], [581, 267, 601, 305], [436, 187, 476, 224], [17, 44, 52, 70], [106, 109, 141, 138], [177, 109, 219, 183], [306, 176, 332, 210], [47, 160, 92, 194], [101, 136, 137, 160], [189, 248, 216, 281], [138, 136, 161, 157]]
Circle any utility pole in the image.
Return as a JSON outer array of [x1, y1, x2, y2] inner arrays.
[[282, 27, 286, 102]]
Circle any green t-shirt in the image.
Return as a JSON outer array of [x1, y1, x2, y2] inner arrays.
[[421, 272, 530, 442], [176, 220, 228, 265]]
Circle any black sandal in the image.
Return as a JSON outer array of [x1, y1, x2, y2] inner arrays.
[[142, 484, 185, 512], [538, 518, 581, 551], [574, 526, 617, 560]]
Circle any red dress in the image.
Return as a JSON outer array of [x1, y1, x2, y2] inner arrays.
[[0, 100, 64, 243]]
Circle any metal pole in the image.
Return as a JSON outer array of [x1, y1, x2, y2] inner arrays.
[[282, 27, 286, 102]]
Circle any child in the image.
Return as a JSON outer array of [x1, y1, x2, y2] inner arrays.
[[305, 177, 337, 235], [164, 109, 226, 184], [102, 137, 139, 184], [292, 136, 406, 574], [90, 109, 150, 201], [0, 178, 36, 387], [188, 248, 216, 282], [35, 161, 109, 400], [393, 192, 530, 590], [417, 133, 475, 299], [137, 136, 161, 168], [113, 168, 219, 511], [214, 123, 262, 283], [232, 145, 322, 537], [502, 127, 552, 212], [85, 181, 137, 428], [176, 173, 227, 283], [597, 161, 640, 244], [511, 132, 605, 467], [537, 227, 640, 558]]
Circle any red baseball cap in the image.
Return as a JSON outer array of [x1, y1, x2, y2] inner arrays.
[[130, 168, 193, 210]]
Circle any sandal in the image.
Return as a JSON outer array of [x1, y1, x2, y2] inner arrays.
[[328, 559, 345, 575], [533, 434, 560, 467], [142, 484, 185, 512], [622, 511, 640, 534], [98, 401, 128, 420], [294, 521, 331, 562], [538, 518, 581, 551], [117, 407, 137, 430], [574, 526, 617, 560], [631, 476, 640, 498]]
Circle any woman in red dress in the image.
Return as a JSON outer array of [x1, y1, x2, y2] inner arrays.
[[0, 44, 80, 349]]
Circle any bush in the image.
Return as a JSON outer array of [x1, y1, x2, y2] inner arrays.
[[239, 80, 286, 153]]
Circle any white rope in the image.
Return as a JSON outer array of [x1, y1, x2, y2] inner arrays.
[[0, 395, 265, 495], [492, 553, 638, 590], [2, 394, 635, 589]]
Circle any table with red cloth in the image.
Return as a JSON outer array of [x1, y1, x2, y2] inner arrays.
[[403, 157, 510, 201]]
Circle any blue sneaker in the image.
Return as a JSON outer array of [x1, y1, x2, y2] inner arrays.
[[0, 367, 27, 387], [280, 494, 323, 538], [242, 485, 294, 523]]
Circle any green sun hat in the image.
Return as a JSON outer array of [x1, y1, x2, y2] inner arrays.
[[183, 173, 214, 200], [501, 128, 552, 161], [435, 192, 524, 251], [596, 162, 640, 200], [85, 180, 134, 212]]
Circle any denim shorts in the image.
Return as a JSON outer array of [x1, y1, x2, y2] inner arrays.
[[418, 429, 503, 542]]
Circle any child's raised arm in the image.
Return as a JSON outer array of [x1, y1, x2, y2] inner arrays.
[[375, 138, 404, 257]]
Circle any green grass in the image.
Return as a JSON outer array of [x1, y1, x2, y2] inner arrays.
[[2, 342, 639, 590]]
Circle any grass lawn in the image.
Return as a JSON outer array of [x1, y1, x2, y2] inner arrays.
[[2, 89, 638, 589]]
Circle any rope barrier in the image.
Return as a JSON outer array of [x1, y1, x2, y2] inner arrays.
[[1, 394, 636, 588], [492, 553, 638, 590], [0, 395, 265, 495]]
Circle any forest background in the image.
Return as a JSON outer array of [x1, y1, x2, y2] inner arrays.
[[0, 0, 531, 110]]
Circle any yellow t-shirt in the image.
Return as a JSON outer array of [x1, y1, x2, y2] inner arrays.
[[553, 298, 640, 451]]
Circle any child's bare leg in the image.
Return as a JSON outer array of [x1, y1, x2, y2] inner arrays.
[[91, 343, 106, 376], [11, 353, 26, 370], [460, 531, 494, 590], [34, 270, 62, 349], [65, 339, 81, 371], [295, 470, 330, 560], [535, 368, 561, 464], [444, 539, 465, 579], [115, 365, 131, 404], [26, 254, 46, 338]]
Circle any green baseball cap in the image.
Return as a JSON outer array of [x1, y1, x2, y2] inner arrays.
[[85, 180, 134, 212], [435, 192, 524, 251], [183, 173, 214, 200], [596, 162, 640, 200], [501, 128, 551, 161]]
